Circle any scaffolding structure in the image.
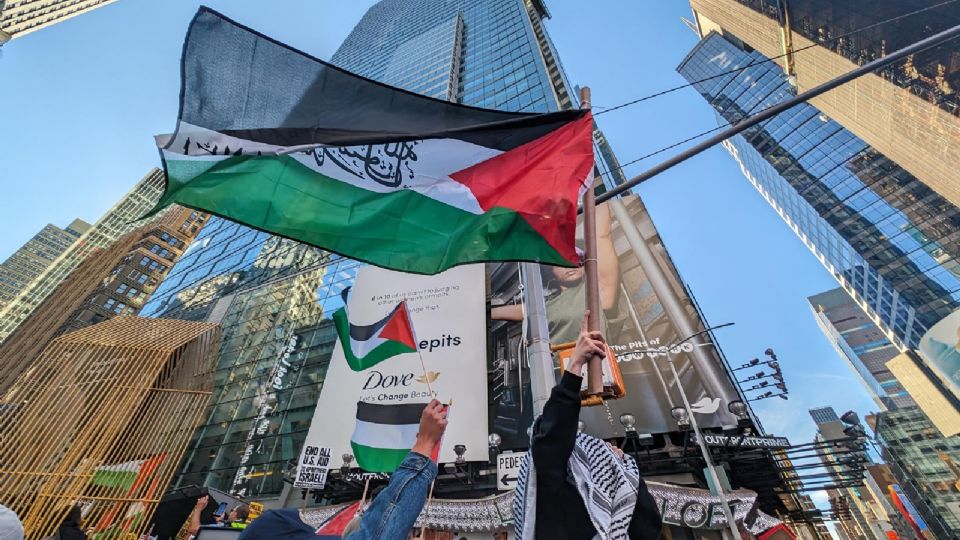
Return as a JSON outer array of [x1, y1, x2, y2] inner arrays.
[[0, 316, 220, 539]]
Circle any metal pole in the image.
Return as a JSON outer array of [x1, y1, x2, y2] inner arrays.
[[608, 199, 738, 403], [592, 23, 960, 206], [579, 86, 604, 396], [522, 262, 557, 416], [666, 348, 744, 540]]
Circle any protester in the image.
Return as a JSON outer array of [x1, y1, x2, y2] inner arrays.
[[227, 505, 250, 529], [514, 312, 662, 539], [238, 400, 448, 540], [54, 506, 87, 540], [186, 495, 210, 538], [0, 504, 24, 540]]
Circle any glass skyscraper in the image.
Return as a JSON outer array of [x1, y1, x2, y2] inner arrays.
[[148, 0, 605, 499], [0, 219, 89, 311], [678, 32, 960, 350], [0, 168, 167, 344], [809, 287, 915, 410]]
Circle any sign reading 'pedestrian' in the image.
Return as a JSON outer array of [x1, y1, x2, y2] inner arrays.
[[497, 452, 523, 491], [294, 445, 331, 489]]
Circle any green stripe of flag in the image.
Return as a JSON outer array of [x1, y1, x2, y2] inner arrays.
[[350, 441, 411, 473], [158, 154, 569, 275], [91, 470, 138, 491]]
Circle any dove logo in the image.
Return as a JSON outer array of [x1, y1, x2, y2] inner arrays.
[[689, 397, 722, 415]]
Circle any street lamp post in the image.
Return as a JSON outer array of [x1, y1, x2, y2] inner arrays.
[[635, 323, 744, 540]]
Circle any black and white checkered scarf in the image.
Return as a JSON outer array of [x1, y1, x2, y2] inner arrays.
[[514, 432, 640, 540]]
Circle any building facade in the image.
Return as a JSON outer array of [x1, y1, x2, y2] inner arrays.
[[806, 288, 960, 535], [809, 288, 915, 410], [873, 407, 960, 539], [0, 206, 205, 394], [677, 28, 960, 353], [0, 0, 118, 43], [0, 168, 166, 345], [0, 218, 90, 311], [687, 0, 960, 215], [809, 407, 895, 540]]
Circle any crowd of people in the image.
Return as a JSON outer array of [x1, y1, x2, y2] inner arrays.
[[241, 312, 662, 540]]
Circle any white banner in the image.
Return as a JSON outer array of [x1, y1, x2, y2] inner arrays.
[[298, 264, 488, 473]]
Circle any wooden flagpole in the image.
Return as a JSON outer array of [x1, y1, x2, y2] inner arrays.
[[579, 86, 604, 396]]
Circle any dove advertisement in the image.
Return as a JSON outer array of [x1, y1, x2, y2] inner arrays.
[[492, 195, 741, 440], [297, 264, 488, 473]]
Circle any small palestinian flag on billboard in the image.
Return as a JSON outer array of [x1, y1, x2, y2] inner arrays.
[[350, 402, 442, 472], [333, 301, 417, 372], [153, 8, 593, 275]]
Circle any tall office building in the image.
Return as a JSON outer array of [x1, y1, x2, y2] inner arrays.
[[871, 408, 960, 538], [686, 0, 960, 215], [0, 0, 118, 44], [809, 288, 914, 410], [808, 407, 896, 540], [808, 289, 960, 536], [0, 168, 165, 344], [0, 206, 205, 394], [677, 18, 960, 353], [0, 218, 90, 311]]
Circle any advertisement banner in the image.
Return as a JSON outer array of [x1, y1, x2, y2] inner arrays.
[[492, 195, 740, 440], [298, 264, 488, 472], [917, 308, 960, 401]]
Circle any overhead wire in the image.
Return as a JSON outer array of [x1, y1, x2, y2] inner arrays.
[[589, 0, 960, 184], [592, 0, 959, 117]]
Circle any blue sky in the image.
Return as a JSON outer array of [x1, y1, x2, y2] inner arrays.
[[0, 0, 877, 501]]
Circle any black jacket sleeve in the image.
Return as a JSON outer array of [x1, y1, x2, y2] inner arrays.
[[629, 474, 664, 538], [531, 371, 582, 490]]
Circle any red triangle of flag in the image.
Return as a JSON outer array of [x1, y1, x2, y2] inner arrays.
[[379, 301, 417, 349], [449, 113, 594, 264]]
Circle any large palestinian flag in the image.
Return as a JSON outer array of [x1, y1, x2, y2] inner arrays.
[[153, 8, 594, 275], [350, 402, 442, 473], [334, 301, 417, 372]]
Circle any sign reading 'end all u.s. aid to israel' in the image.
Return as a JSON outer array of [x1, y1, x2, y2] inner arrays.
[[296, 264, 488, 479]]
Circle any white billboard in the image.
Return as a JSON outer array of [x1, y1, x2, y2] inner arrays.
[[918, 308, 960, 401], [297, 264, 488, 479]]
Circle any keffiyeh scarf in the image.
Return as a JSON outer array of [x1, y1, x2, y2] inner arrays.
[[514, 432, 640, 540]]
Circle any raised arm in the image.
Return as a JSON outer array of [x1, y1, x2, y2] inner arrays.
[[531, 313, 606, 488]]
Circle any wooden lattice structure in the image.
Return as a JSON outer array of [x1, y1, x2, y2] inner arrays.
[[0, 316, 220, 539]]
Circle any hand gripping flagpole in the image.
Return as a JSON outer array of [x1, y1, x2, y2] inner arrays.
[[579, 86, 605, 397]]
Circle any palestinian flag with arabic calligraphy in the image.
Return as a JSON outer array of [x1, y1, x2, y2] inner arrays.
[[152, 8, 593, 275]]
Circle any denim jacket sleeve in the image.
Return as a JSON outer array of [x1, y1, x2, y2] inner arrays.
[[346, 451, 438, 540]]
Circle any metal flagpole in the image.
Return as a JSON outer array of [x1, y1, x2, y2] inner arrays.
[[579, 86, 605, 396], [591, 23, 960, 206]]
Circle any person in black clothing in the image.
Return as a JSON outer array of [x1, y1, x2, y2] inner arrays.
[[55, 506, 87, 540], [514, 312, 662, 539]]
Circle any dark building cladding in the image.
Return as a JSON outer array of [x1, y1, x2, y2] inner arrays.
[[737, 0, 960, 117], [677, 31, 960, 349]]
